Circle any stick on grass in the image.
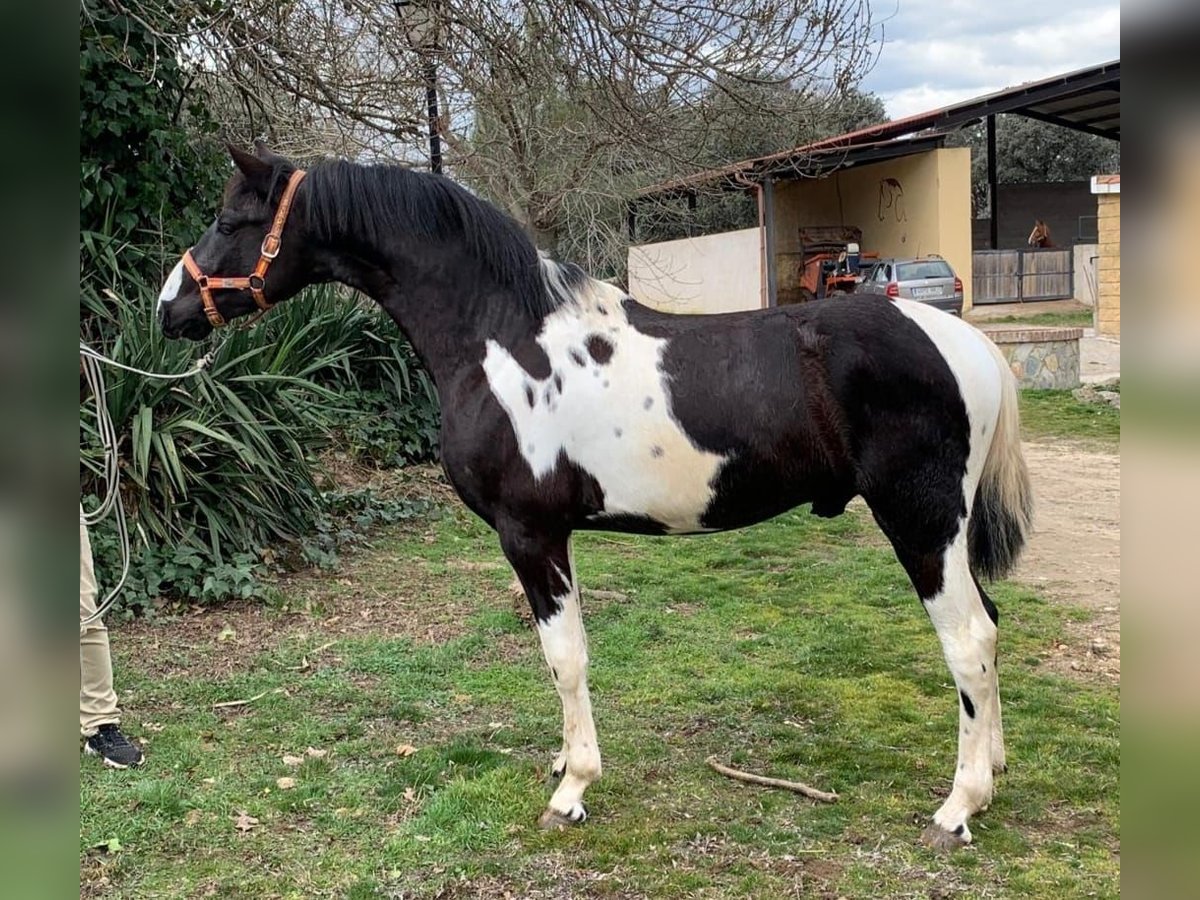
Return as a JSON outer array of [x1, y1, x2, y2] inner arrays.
[[212, 688, 283, 710], [706, 755, 838, 803]]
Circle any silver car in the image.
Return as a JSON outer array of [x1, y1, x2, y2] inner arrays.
[[856, 256, 964, 315]]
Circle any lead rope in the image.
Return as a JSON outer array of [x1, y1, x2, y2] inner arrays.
[[79, 337, 224, 626]]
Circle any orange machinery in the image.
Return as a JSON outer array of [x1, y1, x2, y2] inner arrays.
[[796, 225, 877, 301]]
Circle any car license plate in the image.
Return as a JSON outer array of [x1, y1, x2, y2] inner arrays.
[[912, 286, 943, 298]]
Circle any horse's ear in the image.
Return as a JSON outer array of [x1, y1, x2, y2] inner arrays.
[[252, 138, 289, 168], [227, 143, 272, 195]]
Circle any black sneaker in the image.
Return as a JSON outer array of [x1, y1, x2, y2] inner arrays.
[[84, 724, 144, 769]]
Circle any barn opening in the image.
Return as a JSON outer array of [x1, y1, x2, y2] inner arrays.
[[628, 60, 1120, 317]]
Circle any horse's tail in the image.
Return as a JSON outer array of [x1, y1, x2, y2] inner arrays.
[[968, 338, 1033, 580]]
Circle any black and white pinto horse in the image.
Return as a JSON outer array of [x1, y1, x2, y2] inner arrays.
[[159, 145, 1033, 849]]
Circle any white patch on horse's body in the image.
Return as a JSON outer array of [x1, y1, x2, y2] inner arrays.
[[893, 299, 1008, 843], [483, 276, 726, 533], [893, 300, 1002, 457], [156, 258, 185, 313]]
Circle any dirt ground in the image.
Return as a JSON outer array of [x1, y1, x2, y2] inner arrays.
[[1014, 440, 1121, 681]]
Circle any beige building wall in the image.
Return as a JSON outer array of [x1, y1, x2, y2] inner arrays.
[[772, 148, 974, 309], [1096, 194, 1121, 336], [628, 227, 764, 314]]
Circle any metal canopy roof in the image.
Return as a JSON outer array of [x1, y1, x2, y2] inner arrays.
[[637, 59, 1120, 201]]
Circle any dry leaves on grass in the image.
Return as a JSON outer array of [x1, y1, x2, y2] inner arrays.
[[233, 812, 259, 833], [395, 743, 418, 757], [283, 747, 327, 767], [276, 777, 297, 790]]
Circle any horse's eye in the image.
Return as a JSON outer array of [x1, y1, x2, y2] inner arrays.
[[217, 219, 236, 236]]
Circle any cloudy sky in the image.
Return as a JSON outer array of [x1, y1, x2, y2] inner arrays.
[[862, 0, 1121, 119]]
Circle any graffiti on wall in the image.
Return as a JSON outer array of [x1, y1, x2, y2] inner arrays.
[[878, 177, 907, 223]]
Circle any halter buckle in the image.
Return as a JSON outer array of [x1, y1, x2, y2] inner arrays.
[[260, 233, 281, 259]]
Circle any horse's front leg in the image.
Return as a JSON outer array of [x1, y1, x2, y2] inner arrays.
[[498, 523, 600, 828]]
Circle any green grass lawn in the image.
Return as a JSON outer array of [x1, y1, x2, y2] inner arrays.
[[1020, 389, 1120, 446], [976, 311, 1094, 329], [82, 496, 1119, 898]]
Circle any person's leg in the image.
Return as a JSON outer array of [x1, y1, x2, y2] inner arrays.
[[79, 511, 119, 737], [80, 510, 141, 767]]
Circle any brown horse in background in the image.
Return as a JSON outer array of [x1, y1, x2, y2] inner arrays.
[[1027, 219, 1055, 248]]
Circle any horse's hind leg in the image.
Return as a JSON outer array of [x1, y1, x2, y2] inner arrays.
[[870, 492, 999, 847], [916, 533, 999, 848], [975, 575, 1007, 774], [498, 523, 600, 828]]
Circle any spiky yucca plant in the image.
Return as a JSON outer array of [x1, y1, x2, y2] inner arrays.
[[81, 235, 439, 608]]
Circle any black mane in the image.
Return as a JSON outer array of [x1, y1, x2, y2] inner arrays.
[[302, 159, 569, 318]]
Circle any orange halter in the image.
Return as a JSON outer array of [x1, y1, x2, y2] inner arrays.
[[182, 169, 307, 327]]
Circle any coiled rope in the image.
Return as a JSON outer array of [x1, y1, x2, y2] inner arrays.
[[78, 340, 219, 625]]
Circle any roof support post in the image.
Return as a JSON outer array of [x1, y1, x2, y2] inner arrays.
[[987, 114, 999, 250], [760, 177, 778, 308]]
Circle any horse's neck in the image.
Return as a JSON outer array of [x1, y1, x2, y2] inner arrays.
[[318, 238, 546, 389]]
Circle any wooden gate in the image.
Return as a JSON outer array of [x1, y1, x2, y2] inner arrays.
[[973, 248, 1073, 304]]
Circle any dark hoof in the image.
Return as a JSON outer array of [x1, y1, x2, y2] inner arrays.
[[921, 822, 970, 851], [538, 803, 587, 830]]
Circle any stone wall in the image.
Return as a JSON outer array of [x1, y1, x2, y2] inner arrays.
[[984, 326, 1083, 389]]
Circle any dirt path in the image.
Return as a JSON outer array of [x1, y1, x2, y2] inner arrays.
[[1014, 441, 1120, 680]]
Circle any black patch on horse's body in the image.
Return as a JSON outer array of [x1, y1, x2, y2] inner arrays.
[[580, 512, 668, 535], [973, 573, 1000, 625], [585, 334, 614, 364], [624, 298, 970, 552], [960, 691, 976, 719], [505, 339, 553, 381]]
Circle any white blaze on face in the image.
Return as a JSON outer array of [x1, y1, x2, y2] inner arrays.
[[482, 278, 726, 533], [156, 258, 186, 313]]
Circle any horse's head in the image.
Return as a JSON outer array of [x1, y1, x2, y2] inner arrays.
[[1027, 219, 1050, 248], [158, 142, 314, 339]]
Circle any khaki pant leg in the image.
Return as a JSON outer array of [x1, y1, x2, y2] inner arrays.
[[80, 509, 119, 737]]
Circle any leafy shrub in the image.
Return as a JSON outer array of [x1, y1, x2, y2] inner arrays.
[[81, 238, 441, 614], [80, 2, 226, 281], [80, 3, 443, 615]]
